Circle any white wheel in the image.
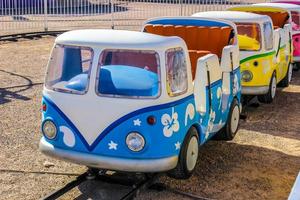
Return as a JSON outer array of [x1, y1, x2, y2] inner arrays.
[[271, 76, 277, 99], [186, 136, 198, 172], [168, 127, 199, 179], [230, 105, 240, 134]]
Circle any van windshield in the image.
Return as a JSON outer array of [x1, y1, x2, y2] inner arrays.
[[236, 23, 262, 51], [45, 44, 93, 94], [292, 11, 300, 31], [97, 49, 160, 98]]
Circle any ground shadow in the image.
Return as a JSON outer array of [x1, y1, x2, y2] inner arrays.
[[0, 69, 40, 105]]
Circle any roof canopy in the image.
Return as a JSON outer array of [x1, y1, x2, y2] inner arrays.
[[192, 11, 271, 23], [145, 16, 236, 29], [254, 2, 300, 11], [56, 29, 183, 50]]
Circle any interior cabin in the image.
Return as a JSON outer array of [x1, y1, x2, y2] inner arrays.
[[144, 24, 234, 79]]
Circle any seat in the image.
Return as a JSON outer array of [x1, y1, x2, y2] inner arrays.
[[144, 24, 155, 34], [144, 23, 232, 79], [185, 26, 198, 50], [207, 27, 222, 57], [152, 24, 164, 35], [174, 25, 187, 41], [197, 26, 210, 51], [189, 50, 211, 79], [163, 25, 175, 36]]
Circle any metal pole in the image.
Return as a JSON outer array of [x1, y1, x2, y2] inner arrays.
[[180, 0, 183, 16], [44, 0, 48, 31], [110, 0, 114, 29]]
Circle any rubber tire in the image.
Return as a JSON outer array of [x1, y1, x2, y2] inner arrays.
[[258, 73, 276, 104], [278, 63, 292, 87], [213, 99, 240, 141], [167, 127, 199, 180]]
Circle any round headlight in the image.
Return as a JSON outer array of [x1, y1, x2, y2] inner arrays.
[[42, 120, 57, 139], [241, 70, 253, 82], [126, 132, 145, 152]]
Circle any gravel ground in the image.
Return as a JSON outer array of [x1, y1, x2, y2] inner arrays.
[[0, 36, 299, 200]]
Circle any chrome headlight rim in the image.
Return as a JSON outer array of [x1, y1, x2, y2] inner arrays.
[[241, 70, 253, 82], [42, 119, 57, 140], [126, 132, 145, 152]]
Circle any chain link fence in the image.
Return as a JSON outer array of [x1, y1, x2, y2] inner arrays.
[[0, 0, 269, 35]]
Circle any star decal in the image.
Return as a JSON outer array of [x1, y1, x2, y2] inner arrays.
[[175, 141, 181, 150], [133, 119, 142, 126], [108, 140, 118, 150]]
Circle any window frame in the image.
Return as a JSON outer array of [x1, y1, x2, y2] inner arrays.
[[165, 47, 188, 97], [236, 22, 263, 52], [45, 44, 94, 95], [95, 48, 162, 99], [263, 22, 274, 51]]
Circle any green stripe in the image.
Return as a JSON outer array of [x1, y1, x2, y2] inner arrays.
[[240, 51, 276, 64]]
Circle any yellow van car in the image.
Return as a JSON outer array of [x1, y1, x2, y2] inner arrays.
[[225, 6, 293, 103], [194, 11, 293, 103]]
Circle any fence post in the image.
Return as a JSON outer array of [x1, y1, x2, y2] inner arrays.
[[180, 0, 183, 16], [44, 0, 48, 31], [110, 0, 114, 29]]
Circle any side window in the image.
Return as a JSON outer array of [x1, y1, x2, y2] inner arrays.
[[263, 22, 273, 51], [166, 48, 188, 97], [45, 45, 93, 94]]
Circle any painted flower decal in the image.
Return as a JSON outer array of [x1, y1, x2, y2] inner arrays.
[[205, 110, 216, 139], [161, 108, 180, 137], [185, 103, 195, 126], [232, 74, 240, 95]]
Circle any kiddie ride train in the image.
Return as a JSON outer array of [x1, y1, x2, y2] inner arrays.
[[194, 3, 295, 103], [40, 17, 242, 179]]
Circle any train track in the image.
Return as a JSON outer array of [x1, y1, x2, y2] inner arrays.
[[41, 168, 214, 200], [0, 30, 66, 42]]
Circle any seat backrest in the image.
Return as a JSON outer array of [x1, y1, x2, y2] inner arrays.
[[144, 24, 233, 79], [251, 11, 289, 28], [196, 26, 210, 52], [145, 24, 232, 57], [189, 50, 211, 79]]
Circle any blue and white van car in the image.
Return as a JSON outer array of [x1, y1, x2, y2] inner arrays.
[[40, 27, 241, 179]]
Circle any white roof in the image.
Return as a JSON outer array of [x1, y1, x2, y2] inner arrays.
[[56, 29, 183, 50], [192, 11, 271, 23], [254, 2, 300, 11]]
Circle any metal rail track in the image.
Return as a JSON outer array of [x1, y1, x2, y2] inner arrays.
[[41, 169, 160, 200], [0, 31, 67, 42], [40, 169, 215, 200]]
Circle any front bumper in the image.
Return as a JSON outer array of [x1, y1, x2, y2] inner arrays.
[[39, 137, 178, 172], [242, 86, 269, 95], [293, 56, 300, 62]]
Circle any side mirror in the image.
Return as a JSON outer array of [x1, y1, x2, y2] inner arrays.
[[194, 54, 219, 115], [220, 45, 239, 72]]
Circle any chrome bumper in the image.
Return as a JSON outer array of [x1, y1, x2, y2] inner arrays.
[[39, 138, 178, 172], [242, 86, 269, 95], [293, 56, 300, 62]]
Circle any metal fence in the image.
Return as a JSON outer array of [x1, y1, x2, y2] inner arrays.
[[0, 0, 269, 35]]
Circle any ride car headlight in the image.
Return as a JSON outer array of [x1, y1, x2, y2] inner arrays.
[[42, 120, 57, 139], [126, 132, 145, 152], [241, 70, 253, 82]]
